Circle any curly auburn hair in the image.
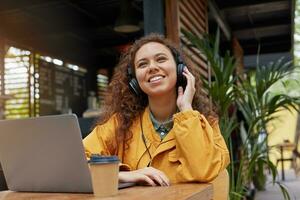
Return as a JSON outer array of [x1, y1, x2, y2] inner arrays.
[[96, 33, 217, 154]]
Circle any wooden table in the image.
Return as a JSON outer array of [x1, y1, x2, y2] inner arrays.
[[0, 184, 213, 200]]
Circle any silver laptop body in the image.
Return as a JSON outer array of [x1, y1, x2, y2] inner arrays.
[[0, 114, 93, 193]]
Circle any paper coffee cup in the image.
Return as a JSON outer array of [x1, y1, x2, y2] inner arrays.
[[88, 155, 119, 197]]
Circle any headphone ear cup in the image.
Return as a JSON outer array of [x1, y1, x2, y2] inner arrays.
[[177, 63, 187, 89], [127, 66, 142, 96], [129, 77, 142, 96]]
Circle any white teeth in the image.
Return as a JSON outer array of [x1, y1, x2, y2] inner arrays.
[[149, 76, 163, 82]]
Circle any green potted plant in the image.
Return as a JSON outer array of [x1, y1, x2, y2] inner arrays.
[[182, 28, 299, 200], [236, 59, 300, 192], [182, 28, 243, 199]]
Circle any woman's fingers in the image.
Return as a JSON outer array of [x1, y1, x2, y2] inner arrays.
[[152, 168, 170, 186], [158, 172, 170, 186], [177, 67, 195, 111], [177, 86, 184, 97], [136, 167, 170, 186], [148, 174, 166, 186], [119, 171, 157, 186], [148, 168, 170, 186], [138, 174, 157, 186], [183, 67, 195, 88]]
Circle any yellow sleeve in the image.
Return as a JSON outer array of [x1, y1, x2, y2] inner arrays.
[[82, 116, 132, 171], [173, 110, 230, 182], [83, 120, 116, 158]]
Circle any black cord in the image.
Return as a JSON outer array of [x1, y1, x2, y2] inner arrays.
[[140, 115, 152, 166]]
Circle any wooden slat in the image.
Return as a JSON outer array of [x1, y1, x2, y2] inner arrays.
[[183, 46, 207, 72], [179, 9, 200, 36], [193, 0, 206, 15], [181, 40, 207, 64], [180, 0, 206, 33], [181, 36, 208, 63], [179, 2, 205, 35], [182, 47, 208, 77], [187, 0, 207, 28], [180, 15, 201, 37], [166, 0, 209, 82], [179, 0, 209, 75], [179, 18, 205, 40], [184, 55, 208, 77]]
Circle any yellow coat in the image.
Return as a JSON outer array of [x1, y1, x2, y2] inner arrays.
[[83, 107, 230, 183]]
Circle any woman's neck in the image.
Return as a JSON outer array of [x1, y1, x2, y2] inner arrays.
[[148, 91, 177, 123]]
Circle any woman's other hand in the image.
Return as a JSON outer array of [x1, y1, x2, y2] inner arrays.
[[177, 67, 195, 111], [119, 167, 170, 186]]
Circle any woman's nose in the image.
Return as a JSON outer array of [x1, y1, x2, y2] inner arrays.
[[148, 61, 159, 72]]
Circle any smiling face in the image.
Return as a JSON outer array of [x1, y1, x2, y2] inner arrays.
[[133, 42, 177, 97]]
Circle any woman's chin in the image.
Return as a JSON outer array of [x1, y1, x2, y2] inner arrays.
[[144, 88, 176, 98]]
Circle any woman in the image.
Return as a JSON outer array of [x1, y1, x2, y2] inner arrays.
[[83, 33, 230, 186]]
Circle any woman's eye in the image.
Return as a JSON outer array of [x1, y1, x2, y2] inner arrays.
[[157, 57, 167, 62], [138, 62, 147, 68]]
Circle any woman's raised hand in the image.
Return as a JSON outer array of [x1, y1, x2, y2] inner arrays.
[[119, 167, 170, 186], [176, 67, 196, 111]]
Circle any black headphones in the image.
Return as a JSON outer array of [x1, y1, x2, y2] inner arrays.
[[127, 48, 187, 96]]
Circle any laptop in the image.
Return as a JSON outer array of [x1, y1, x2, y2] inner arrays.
[[0, 114, 134, 193]]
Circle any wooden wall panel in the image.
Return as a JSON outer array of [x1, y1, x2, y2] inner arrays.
[[166, 0, 209, 82], [165, 0, 180, 45]]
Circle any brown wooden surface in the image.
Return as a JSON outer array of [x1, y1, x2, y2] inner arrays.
[[178, 0, 209, 81], [165, 0, 209, 81], [165, 0, 180, 45], [180, 1, 206, 34], [0, 184, 212, 200]]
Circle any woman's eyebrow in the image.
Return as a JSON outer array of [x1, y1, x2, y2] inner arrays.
[[155, 53, 168, 57]]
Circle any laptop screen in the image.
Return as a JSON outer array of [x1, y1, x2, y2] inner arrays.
[[0, 114, 93, 193]]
